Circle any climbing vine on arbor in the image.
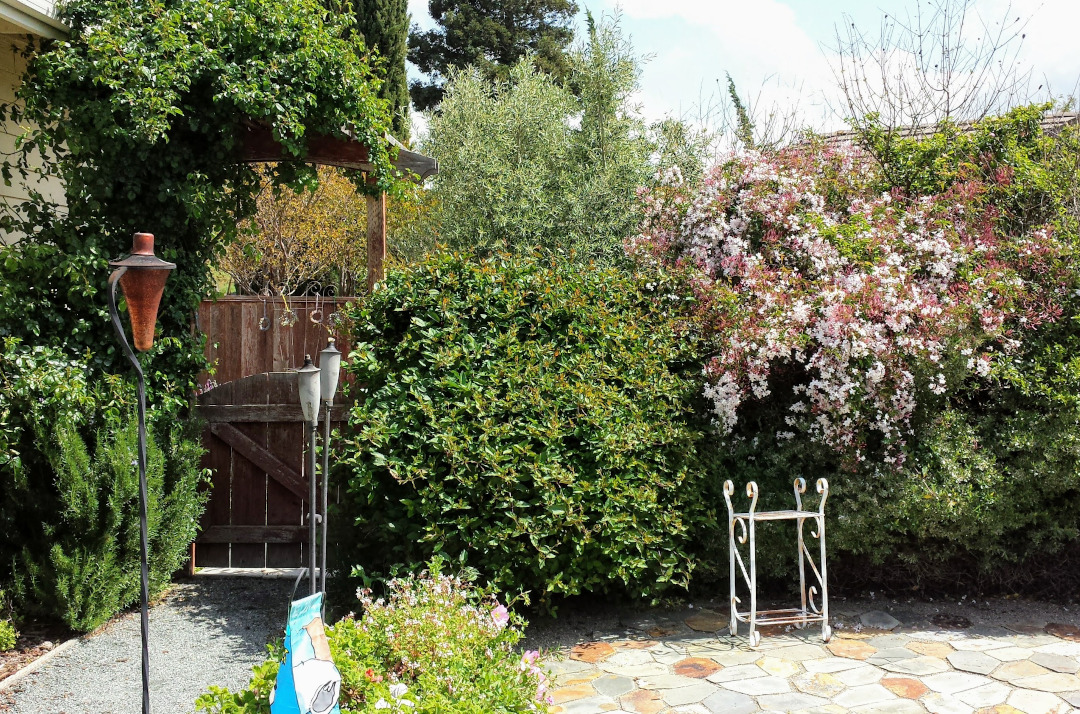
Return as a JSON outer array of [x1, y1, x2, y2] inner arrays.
[[0, 0, 398, 402]]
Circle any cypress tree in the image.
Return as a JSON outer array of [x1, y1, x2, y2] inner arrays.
[[354, 0, 411, 140], [408, 0, 578, 111]]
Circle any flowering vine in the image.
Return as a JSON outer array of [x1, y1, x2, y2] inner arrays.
[[630, 145, 1067, 466]]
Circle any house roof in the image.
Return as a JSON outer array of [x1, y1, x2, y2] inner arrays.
[[819, 113, 1080, 146], [0, 0, 66, 38]]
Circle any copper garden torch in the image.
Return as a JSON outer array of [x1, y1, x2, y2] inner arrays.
[[107, 232, 175, 714]]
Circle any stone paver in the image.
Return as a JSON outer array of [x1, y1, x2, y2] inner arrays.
[[1005, 688, 1070, 714], [661, 682, 720, 706], [862, 611, 901, 631], [883, 655, 951, 676], [948, 650, 1000, 675], [706, 663, 767, 683], [834, 683, 897, 708], [835, 666, 886, 687], [1029, 653, 1079, 674], [542, 605, 1080, 714], [700, 689, 757, 714], [992, 660, 1053, 683], [723, 675, 792, 696], [880, 677, 930, 699]]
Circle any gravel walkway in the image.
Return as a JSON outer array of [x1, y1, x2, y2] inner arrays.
[[2, 577, 293, 714]]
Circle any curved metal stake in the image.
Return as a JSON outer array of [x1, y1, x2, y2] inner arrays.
[[108, 268, 152, 714]]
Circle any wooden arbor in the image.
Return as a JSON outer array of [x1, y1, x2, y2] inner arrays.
[[237, 120, 438, 293]]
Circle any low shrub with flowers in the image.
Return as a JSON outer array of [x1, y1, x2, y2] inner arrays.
[[195, 560, 551, 713]]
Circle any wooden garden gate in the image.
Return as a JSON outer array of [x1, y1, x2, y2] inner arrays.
[[192, 372, 347, 569]]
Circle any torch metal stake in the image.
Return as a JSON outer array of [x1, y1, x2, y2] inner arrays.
[[108, 267, 152, 714], [308, 419, 318, 596], [320, 403, 331, 594]]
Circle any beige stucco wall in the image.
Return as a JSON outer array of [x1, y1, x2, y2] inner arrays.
[[0, 1, 66, 245]]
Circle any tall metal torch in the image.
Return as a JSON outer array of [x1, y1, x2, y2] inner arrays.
[[295, 355, 321, 595], [318, 338, 342, 594], [107, 232, 175, 714]]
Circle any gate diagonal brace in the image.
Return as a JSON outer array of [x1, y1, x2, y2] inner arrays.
[[210, 422, 308, 501]]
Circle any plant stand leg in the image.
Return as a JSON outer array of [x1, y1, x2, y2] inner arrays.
[[819, 513, 831, 642], [729, 512, 737, 637], [797, 517, 807, 629], [748, 518, 759, 647]]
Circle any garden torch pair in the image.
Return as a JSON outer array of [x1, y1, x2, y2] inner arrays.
[[296, 339, 342, 596]]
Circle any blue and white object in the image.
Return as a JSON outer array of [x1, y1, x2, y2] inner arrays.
[[270, 593, 341, 714]]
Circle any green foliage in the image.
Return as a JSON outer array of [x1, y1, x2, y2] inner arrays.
[[726, 73, 755, 149], [408, 0, 578, 111], [0, 0, 397, 409], [0, 590, 15, 652], [422, 13, 664, 263], [711, 107, 1080, 587], [0, 339, 208, 632], [0, 620, 15, 652], [195, 654, 280, 714], [337, 252, 721, 607], [351, 0, 411, 140], [196, 561, 549, 713], [859, 104, 1080, 238]]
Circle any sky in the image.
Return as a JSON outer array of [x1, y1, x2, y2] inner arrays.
[[405, 0, 1080, 136]]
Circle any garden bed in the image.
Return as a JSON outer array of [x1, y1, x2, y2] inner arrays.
[[0, 620, 73, 685]]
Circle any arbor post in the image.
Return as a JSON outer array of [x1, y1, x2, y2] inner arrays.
[[366, 188, 386, 293]]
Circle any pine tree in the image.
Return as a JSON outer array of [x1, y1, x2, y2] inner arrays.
[[353, 0, 411, 140], [408, 0, 578, 111]]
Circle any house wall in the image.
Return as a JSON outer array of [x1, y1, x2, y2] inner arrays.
[[0, 5, 66, 245]]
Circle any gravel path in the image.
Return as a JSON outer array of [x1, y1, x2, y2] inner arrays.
[[2, 577, 293, 714]]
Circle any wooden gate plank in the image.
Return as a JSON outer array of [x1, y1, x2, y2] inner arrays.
[[229, 373, 268, 567], [199, 404, 348, 422], [197, 380, 235, 568], [209, 422, 307, 501], [198, 525, 307, 544], [266, 373, 304, 567]]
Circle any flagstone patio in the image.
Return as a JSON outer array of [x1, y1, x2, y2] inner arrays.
[[541, 605, 1080, 714]]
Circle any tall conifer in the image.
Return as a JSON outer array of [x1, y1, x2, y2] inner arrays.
[[354, 0, 411, 140], [408, 0, 578, 111]]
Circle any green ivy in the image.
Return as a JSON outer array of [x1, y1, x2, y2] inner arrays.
[[0, 0, 398, 404]]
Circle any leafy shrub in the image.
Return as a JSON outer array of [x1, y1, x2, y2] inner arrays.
[[0, 590, 15, 652], [338, 252, 721, 606], [0, 620, 15, 652], [633, 107, 1080, 588], [0, 339, 208, 631], [196, 560, 549, 713]]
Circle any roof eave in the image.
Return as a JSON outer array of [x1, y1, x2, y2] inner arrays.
[[0, 0, 67, 39]]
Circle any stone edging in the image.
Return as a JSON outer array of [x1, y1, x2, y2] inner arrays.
[[0, 637, 79, 692]]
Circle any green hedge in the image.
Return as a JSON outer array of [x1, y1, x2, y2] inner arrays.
[[0, 339, 208, 631], [337, 253, 721, 606]]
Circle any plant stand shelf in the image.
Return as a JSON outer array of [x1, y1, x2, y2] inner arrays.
[[724, 478, 831, 647]]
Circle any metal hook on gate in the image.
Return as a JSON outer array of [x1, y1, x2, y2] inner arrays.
[[259, 296, 271, 331], [310, 290, 324, 324]]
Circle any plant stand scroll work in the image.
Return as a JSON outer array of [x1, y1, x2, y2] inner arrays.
[[724, 478, 831, 647]]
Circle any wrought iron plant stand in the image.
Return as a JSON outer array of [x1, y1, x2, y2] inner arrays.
[[724, 478, 831, 647]]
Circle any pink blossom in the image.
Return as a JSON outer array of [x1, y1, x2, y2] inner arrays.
[[630, 145, 1065, 467]]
